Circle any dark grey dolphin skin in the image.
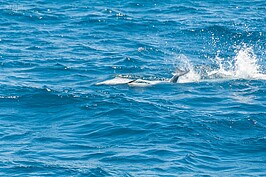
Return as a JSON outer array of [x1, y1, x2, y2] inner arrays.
[[169, 68, 190, 83]]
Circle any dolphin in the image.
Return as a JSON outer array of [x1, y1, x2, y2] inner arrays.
[[96, 68, 190, 86]]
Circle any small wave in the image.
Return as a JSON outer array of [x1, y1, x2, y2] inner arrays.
[[0, 84, 83, 107], [2, 5, 67, 23], [184, 25, 265, 46]]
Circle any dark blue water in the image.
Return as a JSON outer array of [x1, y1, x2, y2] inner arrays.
[[0, 0, 266, 176]]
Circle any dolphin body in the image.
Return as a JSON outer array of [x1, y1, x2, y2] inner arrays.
[[96, 68, 189, 86]]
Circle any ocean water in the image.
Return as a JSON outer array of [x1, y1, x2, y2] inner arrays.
[[0, 0, 265, 176]]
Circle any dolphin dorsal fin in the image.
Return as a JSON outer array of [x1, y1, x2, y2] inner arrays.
[[169, 68, 190, 83]]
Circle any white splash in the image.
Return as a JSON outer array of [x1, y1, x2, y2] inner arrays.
[[234, 46, 261, 79], [208, 55, 233, 79], [174, 54, 201, 83], [207, 45, 266, 80]]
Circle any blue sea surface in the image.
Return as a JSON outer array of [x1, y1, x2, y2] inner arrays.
[[0, 0, 266, 176]]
